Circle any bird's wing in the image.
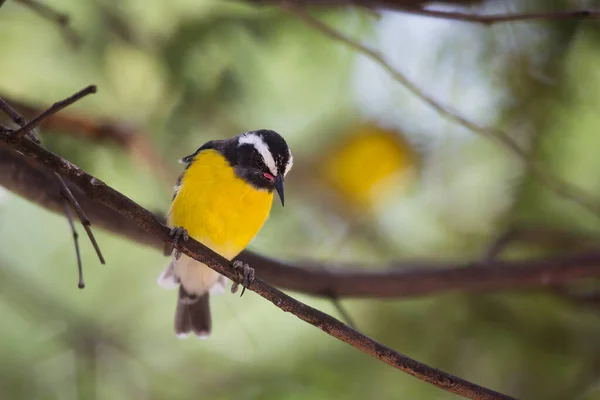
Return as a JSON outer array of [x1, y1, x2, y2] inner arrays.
[[164, 140, 219, 256]]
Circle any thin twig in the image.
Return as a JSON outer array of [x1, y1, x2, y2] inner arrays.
[[255, 1, 600, 25], [0, 98, 28, 126], [331, 297, 357, 329], [0, 97, 40, 143], [283, 3, 600, 217], [55, 171, 105, 264], [63, 198, 85, 288], [0, 128, 516, 400], [390, 7, 600, 25], [12, 85, 96, 139], [15, 0, 80, 46], [482, 227, 517, 263]]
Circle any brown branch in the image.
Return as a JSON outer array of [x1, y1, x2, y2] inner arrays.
[[0, 126, 516, 400], [384, 8, 600, 25], [243, 251, 600, 298], [62, 197, 85, 288], [251, 0, 481, 11], [55, 171, 105, 265], [331, 297, 357, 329], [482, 227, 518, 262], [256, 0, 600, 25], [283, 3, 600, 218], [0, 97, 40, 143]]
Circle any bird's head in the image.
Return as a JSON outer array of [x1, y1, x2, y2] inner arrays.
[[230, 129, 293, 206]]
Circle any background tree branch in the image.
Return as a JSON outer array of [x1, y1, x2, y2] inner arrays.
[[251, 0, 483, 11], [255, 0, 600, 25]]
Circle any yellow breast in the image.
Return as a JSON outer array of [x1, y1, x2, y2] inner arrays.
[[168, 149, 274, 260]]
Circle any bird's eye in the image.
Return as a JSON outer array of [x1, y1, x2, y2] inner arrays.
[[253, 151, 268, 169]]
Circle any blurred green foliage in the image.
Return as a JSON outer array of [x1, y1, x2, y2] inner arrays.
[[3, 0, 600, 399]]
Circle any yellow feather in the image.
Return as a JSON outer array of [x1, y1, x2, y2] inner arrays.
[[168, 149, 274, 261]]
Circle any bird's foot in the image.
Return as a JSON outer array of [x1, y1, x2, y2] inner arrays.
[[169, 226, 189, 260], [231, 260, 255, 297]]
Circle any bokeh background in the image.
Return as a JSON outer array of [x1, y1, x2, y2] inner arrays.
[[2, 0, 600, 399]]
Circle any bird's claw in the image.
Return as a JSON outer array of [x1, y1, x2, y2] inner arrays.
[[169, 226, 189, 260], [231, 260, 255, 297]]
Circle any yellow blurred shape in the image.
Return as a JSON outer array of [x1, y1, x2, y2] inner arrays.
[[321, 124, 417, 210]]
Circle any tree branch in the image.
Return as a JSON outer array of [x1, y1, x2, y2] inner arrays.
[[250, 0, 481, 11], [62, 197, 85, 288], [380, 8, 600, 25], [55, 170, 105, 266], [0, 97, 40, 143], [255, 0, 600, 25], [0, 125, 515, 400]]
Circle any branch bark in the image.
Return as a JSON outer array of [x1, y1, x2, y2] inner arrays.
[[0, 126, 516, 400]]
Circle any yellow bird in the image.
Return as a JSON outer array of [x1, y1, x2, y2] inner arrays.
[[157, 130, 293, 339]]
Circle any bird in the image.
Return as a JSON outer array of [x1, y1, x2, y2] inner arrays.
[[157, 129, 293, 339]]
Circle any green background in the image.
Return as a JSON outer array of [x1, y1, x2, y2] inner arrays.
[[2, 0, 600, 399]]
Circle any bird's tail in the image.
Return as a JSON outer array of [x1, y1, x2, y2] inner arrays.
[[174, 286, 211, 339]]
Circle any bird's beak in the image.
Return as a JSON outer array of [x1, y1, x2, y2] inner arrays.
[[274, 175, 285, 206]]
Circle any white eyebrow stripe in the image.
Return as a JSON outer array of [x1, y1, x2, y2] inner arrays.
[[238, 133, 278, 175], [284, 150, 293, 177]]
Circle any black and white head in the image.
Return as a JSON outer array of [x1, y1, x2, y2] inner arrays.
[[179, 129, 293, 205], [230, 129, 293, 205]]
